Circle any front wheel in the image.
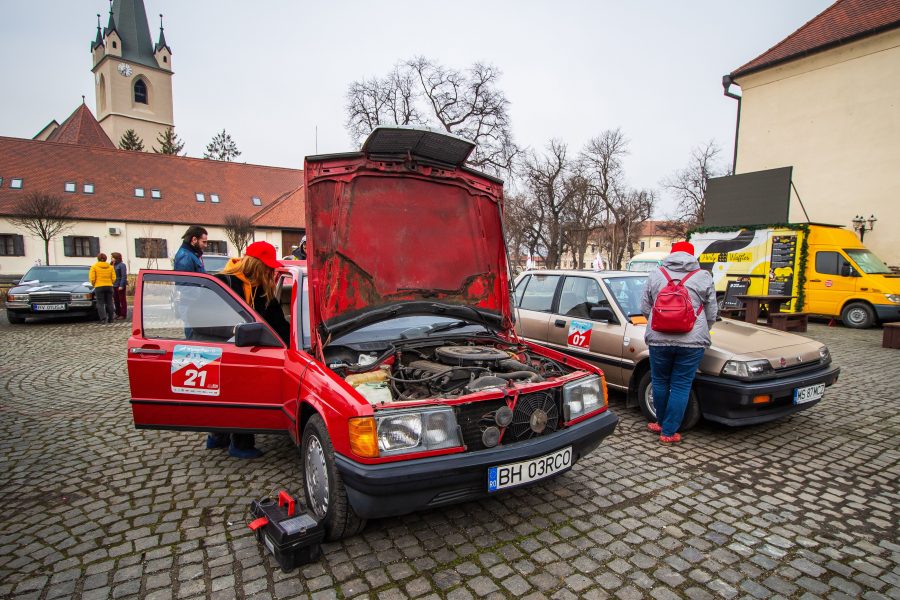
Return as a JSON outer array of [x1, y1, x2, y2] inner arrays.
[[300, 414, 366, 541], [637, 370, 701, 431], [841, 302, 875, 329]]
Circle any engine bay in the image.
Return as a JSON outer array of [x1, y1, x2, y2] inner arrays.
[[324, 340, 574, 405]]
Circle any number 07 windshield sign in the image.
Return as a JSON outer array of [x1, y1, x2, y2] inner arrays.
[[171, 345, 222, 396]]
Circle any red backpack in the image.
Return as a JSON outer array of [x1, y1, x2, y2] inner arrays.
[[650, 269, 704, 334]]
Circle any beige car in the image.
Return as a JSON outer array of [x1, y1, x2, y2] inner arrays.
[[514, 270, 840, 428]]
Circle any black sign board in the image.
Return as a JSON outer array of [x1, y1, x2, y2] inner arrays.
[[768, 234, 797, 303], [704, 167, 793, 226], [723, 280, 750, 308]]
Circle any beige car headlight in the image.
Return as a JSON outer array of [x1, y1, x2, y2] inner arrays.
[[722, 359, 774, 379]]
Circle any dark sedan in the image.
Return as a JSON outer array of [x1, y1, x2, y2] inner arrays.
[[5, 266, 97, 324]]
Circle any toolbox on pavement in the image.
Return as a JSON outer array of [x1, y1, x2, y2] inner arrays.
[[248, 491, 324, 571]]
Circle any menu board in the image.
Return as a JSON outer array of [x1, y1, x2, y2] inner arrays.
[[768, 234, 797, 304]]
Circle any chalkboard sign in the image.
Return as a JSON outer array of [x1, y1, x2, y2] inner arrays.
[[724, 280, 750, 308], [768, 234, 797, 305]]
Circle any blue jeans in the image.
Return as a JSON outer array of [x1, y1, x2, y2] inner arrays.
[[648, 345, 705, 436]]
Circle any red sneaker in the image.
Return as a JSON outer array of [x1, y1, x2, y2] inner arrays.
[[659, 433, 682, 443], [647, 422, 661, 433]]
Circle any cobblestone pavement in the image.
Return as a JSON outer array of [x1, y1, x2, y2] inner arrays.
[[1, 314, 898, 600]]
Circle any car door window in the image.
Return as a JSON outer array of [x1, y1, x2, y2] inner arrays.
[[558, 277, 608, 319], [518, 274, 560, 312], [514, 275, 530, 307], [142, 274, 254, 342]]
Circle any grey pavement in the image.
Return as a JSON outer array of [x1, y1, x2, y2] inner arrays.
[[0, 313, 898, 599]]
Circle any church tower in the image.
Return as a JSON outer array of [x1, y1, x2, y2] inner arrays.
[[91, 0, 174, 151]]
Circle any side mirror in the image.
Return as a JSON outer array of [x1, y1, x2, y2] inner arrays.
[[840, 263, 855, 277], [234, 322, 283, 348], [590, 306, 617, 323]]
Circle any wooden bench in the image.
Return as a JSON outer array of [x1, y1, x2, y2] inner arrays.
[[883, 323, 900, 349], [769, 312, 808, 332]]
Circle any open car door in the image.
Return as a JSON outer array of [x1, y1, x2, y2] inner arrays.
[[127, 270, 289, 434]]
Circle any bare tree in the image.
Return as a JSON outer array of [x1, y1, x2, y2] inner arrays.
[[561, 172, 603, 269], [223, 214, 254, 256], [504, 193, 545, 272], [662, 140, 725, 236], [345, 57, 519, 176], [204, 129, 242, 162], [9, 192, 74, 264]]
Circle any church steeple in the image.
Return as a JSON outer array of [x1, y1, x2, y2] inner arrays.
[[91, 13, 104, 51], [91, 0, 175, 152]]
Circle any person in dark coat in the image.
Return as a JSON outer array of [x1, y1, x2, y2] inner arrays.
[[211, 241, 289, 458], [110, 252, 128, 319]]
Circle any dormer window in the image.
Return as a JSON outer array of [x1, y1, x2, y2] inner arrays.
[[251, 197, 262, 206], [10, 178, 23, 189], [163, 56, 168, 63], [134, 79, 148, 104], [151, 189, 161, 199], [134, 187, 145, 198], [210, 194, 220, 203], [83, 183, 95, 194], [64, 182, 76, 193], [196, 193, 205, 202]]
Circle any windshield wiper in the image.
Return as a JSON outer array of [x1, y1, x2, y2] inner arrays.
[[424, 320, 476, 335]]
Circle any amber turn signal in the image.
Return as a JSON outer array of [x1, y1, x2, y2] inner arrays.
[[348, 417, 379, 458], [601, 376, 609, 407], [752, 395, 772, 404]]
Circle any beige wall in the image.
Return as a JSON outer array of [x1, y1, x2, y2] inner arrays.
[[94, 55, 174, 149], [0, 219, 283, 276], [734, 28, 900, 267]]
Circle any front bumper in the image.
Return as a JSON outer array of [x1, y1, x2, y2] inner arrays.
[[6, 302, 95, 317], [873, 304, 900, 323], [335, 409, 618, 519], [693, 364, 840, 426]]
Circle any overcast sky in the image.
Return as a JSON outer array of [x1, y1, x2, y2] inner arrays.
[[1, 0, 832, 216]]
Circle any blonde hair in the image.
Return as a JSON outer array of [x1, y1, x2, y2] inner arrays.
[[222, 255, 276, 302]]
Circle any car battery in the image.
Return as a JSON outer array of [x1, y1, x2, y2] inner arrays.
[[248, 491, 325, 572]]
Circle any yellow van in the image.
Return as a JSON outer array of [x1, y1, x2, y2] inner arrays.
[[689, 224, 900, 328]]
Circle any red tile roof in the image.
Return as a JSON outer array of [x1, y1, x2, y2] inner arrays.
[[251, 186, 306, 229], [0, 136, 304, 229], [732, 0, 900, 78], [44, 104, 116, 149]]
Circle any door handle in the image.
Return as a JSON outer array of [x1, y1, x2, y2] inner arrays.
[[554, 319, 566, 328], [809, 279, 822, 283], [130, 348, 166, 355]]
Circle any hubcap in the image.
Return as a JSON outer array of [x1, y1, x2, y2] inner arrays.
[[644, 383, 658, 420], [304, 435, 329, 519], [848, 308, 867, 325]]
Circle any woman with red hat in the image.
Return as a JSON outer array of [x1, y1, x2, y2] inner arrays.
[[209, 240, 290, 458]]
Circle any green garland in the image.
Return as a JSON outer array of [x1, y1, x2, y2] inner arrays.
[[687, 222, 810, 312]]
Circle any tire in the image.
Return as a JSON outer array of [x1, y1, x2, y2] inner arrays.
[[637, 370, 701, 431], [716, 293, 726, 310], [841, 302, 875, 329], [300, 414, 366, 541], [6, 311, 25, 324]]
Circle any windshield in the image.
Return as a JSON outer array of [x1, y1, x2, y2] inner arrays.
[[603, 276, 647, 317], [628, 261, 660, 272], [332, 315, 490, 345], [21, 267, 90, 283], [845, 249, 891, 274]]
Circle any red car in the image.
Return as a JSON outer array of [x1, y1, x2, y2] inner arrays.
[[127, 128, 619, 540]]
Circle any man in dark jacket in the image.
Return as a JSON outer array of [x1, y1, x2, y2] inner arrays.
[[173, 226, 208, 273], [640, 241, 717, 443]]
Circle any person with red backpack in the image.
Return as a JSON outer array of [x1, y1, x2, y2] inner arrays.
[[640, 241, 718, 443]]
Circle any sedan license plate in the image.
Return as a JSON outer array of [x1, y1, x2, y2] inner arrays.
[[33, 304, 66, 311], [488, 446, 572, 492], [794, 383, 825, 405]]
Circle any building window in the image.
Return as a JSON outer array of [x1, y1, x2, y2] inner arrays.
[[195, 193, 205, 202], [0, 234, 25, 256], [207, 240, 228, 254], [163, 55, 168, 63], [10, 178, 23, 189], [134, 187, 145, 198], [134, 238, 169, 258], [134, 79, 148, 104], [655, 241, 660, 248], [83, 183, 94, 194], [151, 189, 161, 199], [63, 236, 99, 257], [64, 182, 76, 193], [210, 194, 220, 203], [251, 196, 261, 206], [112, 41, 117, 49], [640, 241, 646, 251]]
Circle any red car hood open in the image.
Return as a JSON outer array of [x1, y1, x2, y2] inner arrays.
[[304, 128, 513, 348]]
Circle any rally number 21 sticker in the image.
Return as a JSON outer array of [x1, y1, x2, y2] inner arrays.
[[171, 345, 222, 396], [567, 319, 593, 350]]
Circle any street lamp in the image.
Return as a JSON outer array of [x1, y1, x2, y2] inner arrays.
[[851, 214, 877, 242]]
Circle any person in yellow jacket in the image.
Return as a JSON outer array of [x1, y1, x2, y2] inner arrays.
[[89, 253, 117, 323]]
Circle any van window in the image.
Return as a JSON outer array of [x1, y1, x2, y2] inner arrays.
[[815, 251, 855, 277], [519, 275, 560, 312]]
